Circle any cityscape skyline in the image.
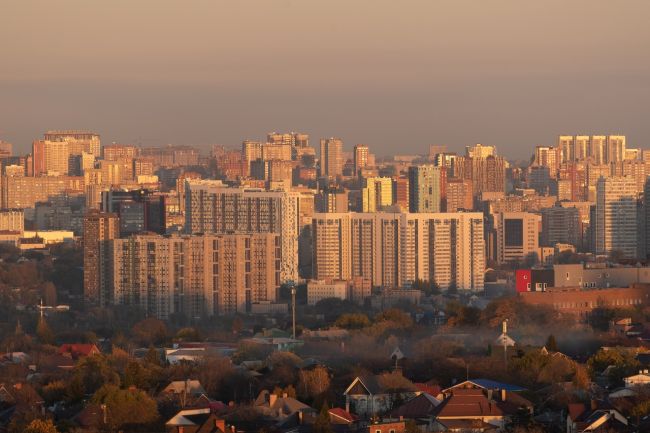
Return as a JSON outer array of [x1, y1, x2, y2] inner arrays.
[[2, 1, 649, 157]]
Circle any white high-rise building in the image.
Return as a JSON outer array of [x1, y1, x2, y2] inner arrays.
[[312, 212, 485, 291], [595, 176, 638, 258], [184, 179, 300, 282]]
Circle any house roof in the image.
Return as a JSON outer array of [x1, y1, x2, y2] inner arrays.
[[163, 380, 207, 396], [414, 383, 441, 396], [391, 393, 441, 419], [443, 379, 526, 393], [59, 344, 99, 357], [435, 389, 504, 418], [328, 408, 358, 423], [166, 408, 212, 426]]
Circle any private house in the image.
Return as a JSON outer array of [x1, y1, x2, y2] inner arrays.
[[58, 344, 100, 359], [343, 375, 418, 418], [567, 402, 631, 433], [254, 390, 312, 422], [166, 408, 228, 433]]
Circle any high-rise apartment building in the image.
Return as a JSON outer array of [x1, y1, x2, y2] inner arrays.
[[392, 177, 409, 211], [353, 145, 369, 175], [312, 212, 485, 290], [44, 130, 101, 157], [558, 135, 626, 164], [319, 138, 343, 178], [494, 212, 541, 264], [184, 180, 300, 282], [465, 143, 495, 158], [595, 176, 638, 258], [109, 233, 280, 318], [408, 165, 443, 213], [83, 211, 120, 307], [32, 140, 70, 175], [541, 205, 581, 248], [315, 188, 349, 213], [103, 144, 138, 161], [533, 146, 559, 174], [1, 175, 84, 209], [362, 177, 393, 212], [445, 178, 473, 212], [101, 189, 166, 235]]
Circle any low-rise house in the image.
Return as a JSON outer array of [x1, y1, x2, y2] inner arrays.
[[430, 380, 533, 431], [166, 408, 227, 433], [623, 370, 650, 388], [254, 390, 311, 422], [166, 348, 206, 364], [390, 393, 441, 420], [59, 343, 100, 359], [367, 420, 405, 433], [344, 374, 418, 418], [566, 402, 631, 433]]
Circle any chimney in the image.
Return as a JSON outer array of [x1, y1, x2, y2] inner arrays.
[[215, 419, 226, 432], [269, 393, 278, 407], [283, 392, 288, 398], [298, 410, 304, 425], [590, 399, 598, 411], [487, 389, 493, 401], [501, 389, 506, 402]]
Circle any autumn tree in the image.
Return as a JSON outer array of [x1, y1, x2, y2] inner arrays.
[[68, 355, 120, 399], [298, 366, 331, 400], [23, 419, 58, 433], [334, 313, 371, 329], [132, 318, 168, 346], [91, 384, 159, 431]]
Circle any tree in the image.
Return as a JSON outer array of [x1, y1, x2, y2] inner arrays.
[[374, 309, 413, 328], [23, 419, 58, 433], [298, 366, 331, 400], [36, 319, 55, 345], [334, 313, 371, 329], [91, 384, 159, 431], [132, 318, 168, 346], [69, 355, 120, 398], [545, 334, 558, 352], [312, 403, 333, 433]]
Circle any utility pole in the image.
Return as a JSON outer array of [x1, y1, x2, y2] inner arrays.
[[291, 284, 296, 340]]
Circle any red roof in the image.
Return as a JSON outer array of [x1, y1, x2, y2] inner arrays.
[[415, 383, 441, 396], [436, 389, 504, 418], [568, 403, 587, 421], [59, 344, 100, 358], [329, 408, 358, 423]]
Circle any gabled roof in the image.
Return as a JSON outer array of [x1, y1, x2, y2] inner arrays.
[[435, 388, 504, 418], [328, 407, 358, 423], [443, 379, 526, 393], [344, 375, 384, 396], [163, 380, 207, 396], [166, 408, 212, 426], [391, 393, 441, 419], [59, 344, 100, 358]]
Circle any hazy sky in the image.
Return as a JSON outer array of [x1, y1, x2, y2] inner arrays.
[[1, 1, 649, 158]]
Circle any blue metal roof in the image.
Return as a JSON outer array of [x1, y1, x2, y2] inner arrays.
[[469, 378, 526, 392]]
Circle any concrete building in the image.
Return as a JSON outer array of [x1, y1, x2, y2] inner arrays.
[[445, 178, 473, 212], [109, 233, 280, 318], [0, 209, 24, 233], [595, 176, 638, 258], [1, 175, 85, 209], [184, 180, 300, 282], [44, 130, 101, 157], [494, 212, 541, 264], [541, 205, 581, 248], [83, 211, 120, 307], [392, 176, 409, 211], [558, 135, 626, 164], [362, 177, 393, 212], [315, 188, 349, 213], [312, 212, 485, 291], [307, 279, 348, 305], [319, 138, 343, 178], [408, 165, 443, 213], [354, 145, 369, 175]]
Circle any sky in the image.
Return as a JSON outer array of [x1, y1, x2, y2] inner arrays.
[[1, 0, 649, 159]]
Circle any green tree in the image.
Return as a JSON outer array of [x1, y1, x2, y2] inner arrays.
[[91, 384, 159, 431], [69, 355, 120, 398], [132, 318, 168, 346], [23, 419, 58, 433]]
